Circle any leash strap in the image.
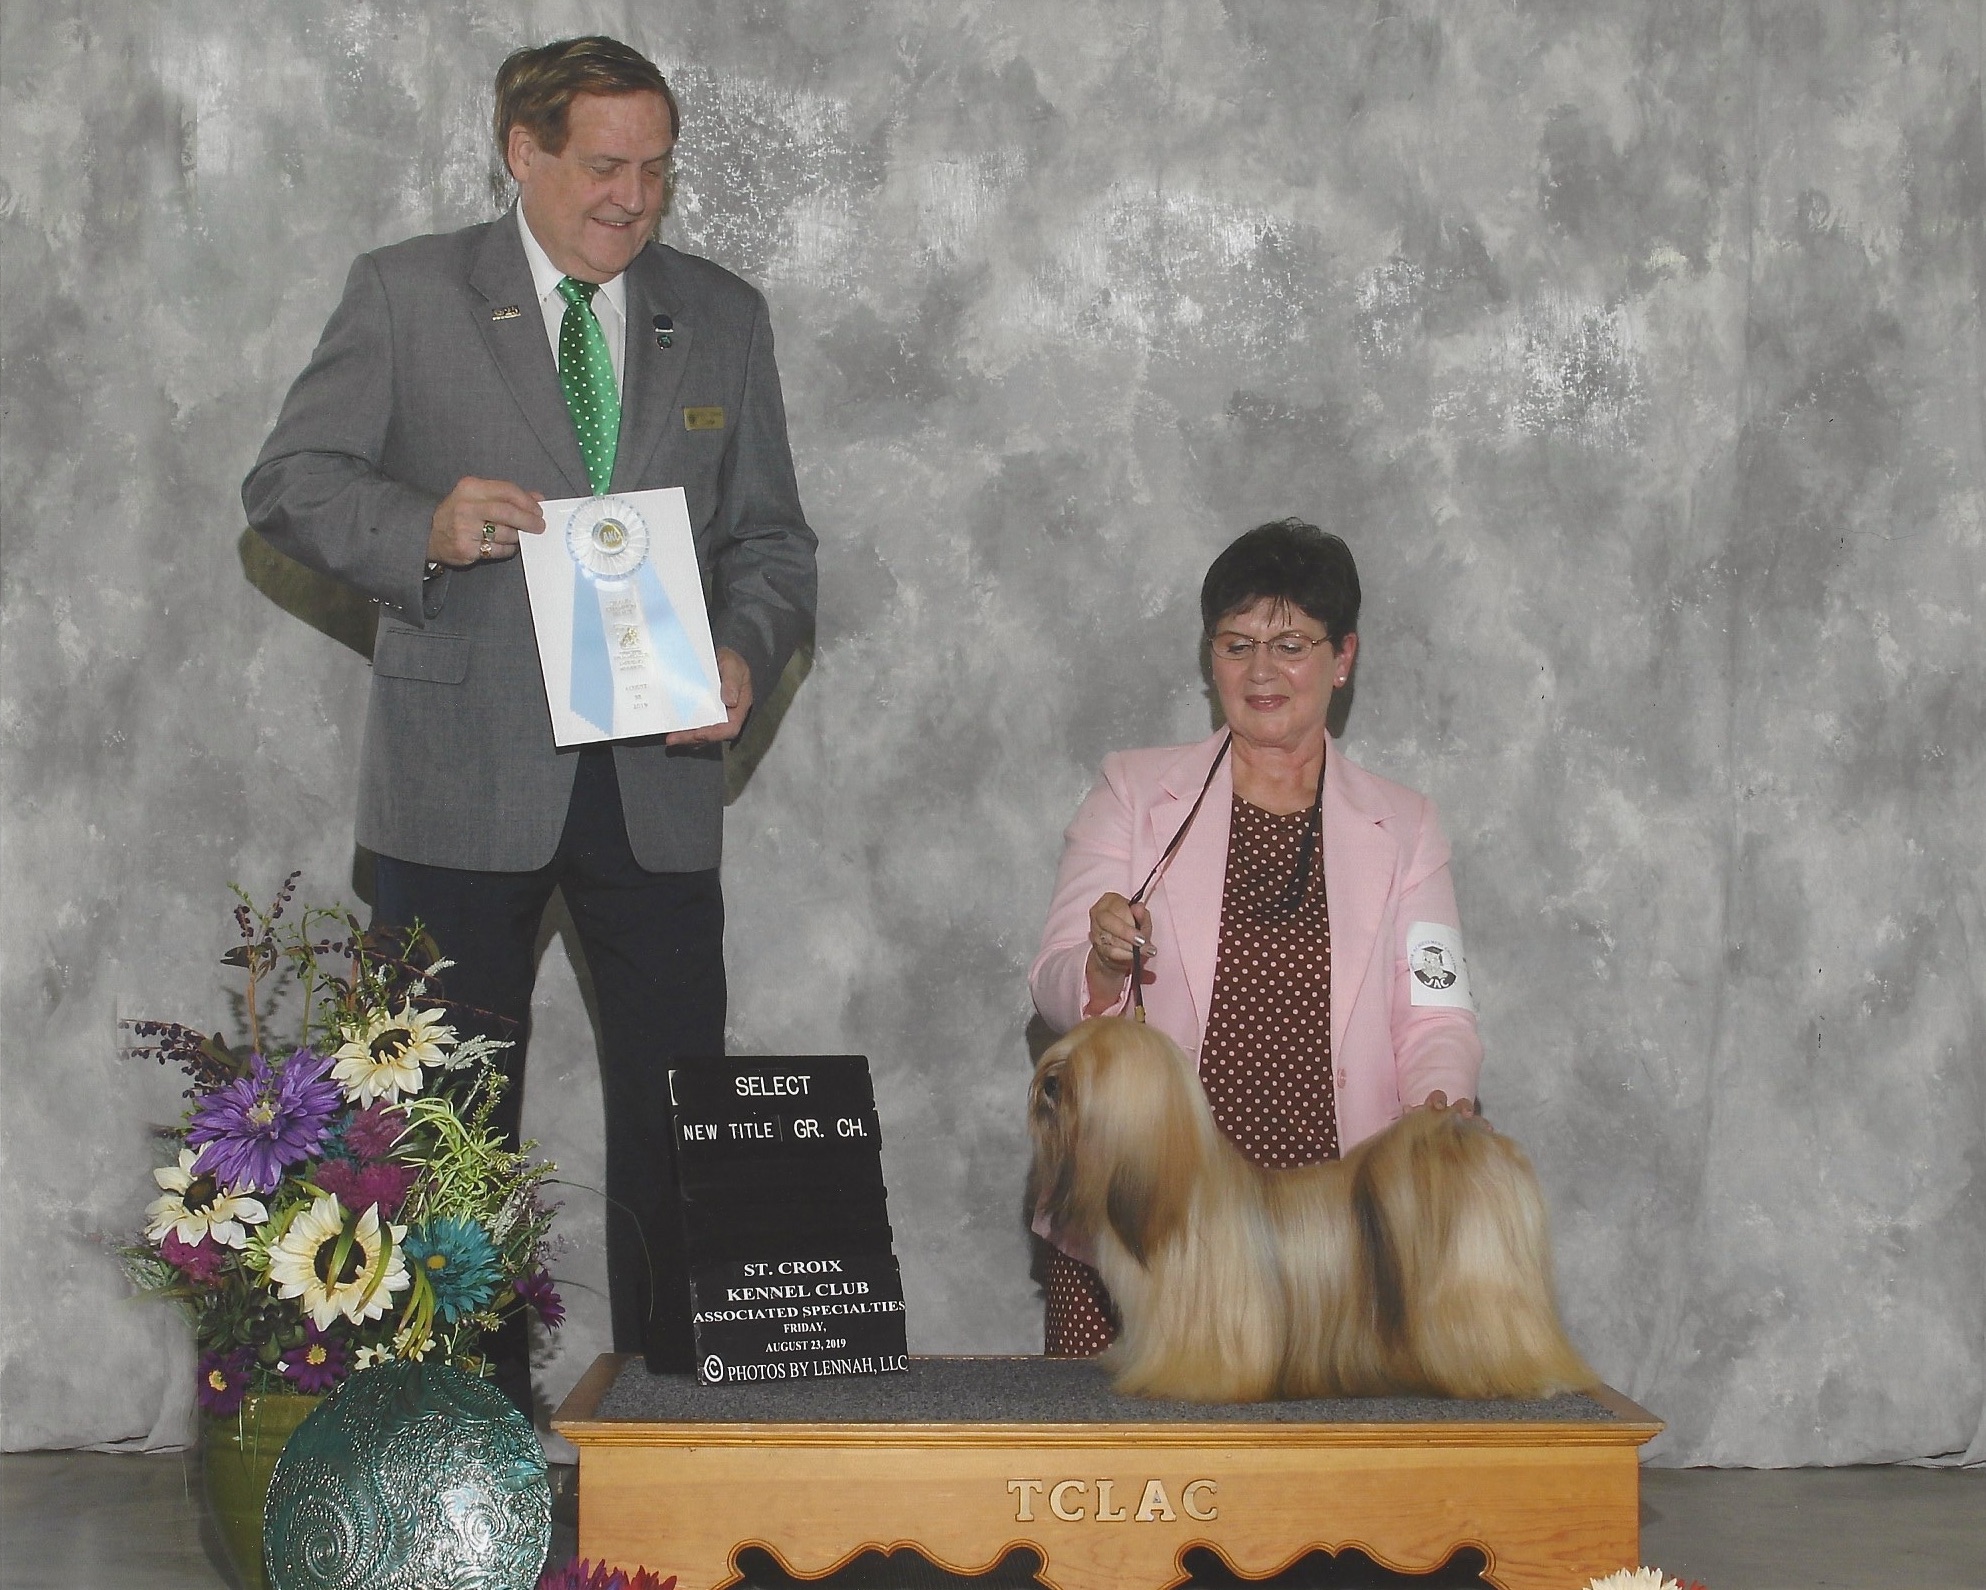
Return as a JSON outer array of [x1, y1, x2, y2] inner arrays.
[[1126, 734, 1232, 1021]]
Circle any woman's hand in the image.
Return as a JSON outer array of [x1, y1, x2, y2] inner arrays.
[[1419, 1090, 1476, 1117], [1085, 892, 1154, 1009]]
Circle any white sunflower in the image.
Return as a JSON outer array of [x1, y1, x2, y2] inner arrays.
[[145, 1147, 268, 1248], [266, 1193, 410, 1329], [392, 1324, 435, 1362], [330, 1004, 458, 1105]]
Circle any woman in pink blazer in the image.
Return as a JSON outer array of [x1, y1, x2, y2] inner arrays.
[[1028, 520, 1483, 1354]]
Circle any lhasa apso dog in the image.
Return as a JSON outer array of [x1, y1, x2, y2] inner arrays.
[[1030, 1017, 1596, 1402]]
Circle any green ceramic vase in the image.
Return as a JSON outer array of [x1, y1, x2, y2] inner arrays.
[[203, 1393, 322, 1590], [263, 1359, 549, 1590]]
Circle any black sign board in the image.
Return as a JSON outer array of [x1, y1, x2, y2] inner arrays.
[[667, 1057, 907, 1384]]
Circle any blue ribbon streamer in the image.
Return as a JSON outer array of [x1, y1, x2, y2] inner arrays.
[[570, 573, 614, 733], [569, 565, 714, 736], [635, 562, 715, 720]]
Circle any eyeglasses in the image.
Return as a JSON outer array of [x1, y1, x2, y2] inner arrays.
[[1209, 631, 1333, 664]]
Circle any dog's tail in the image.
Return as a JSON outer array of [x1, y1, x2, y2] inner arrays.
[[1353, 1110, 1598, 1399]]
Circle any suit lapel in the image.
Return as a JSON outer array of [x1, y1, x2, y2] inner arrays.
[[613, 246, 695, 493], [1148, 735, 1233, 1041], [469, 214, 589, 496], [1323, 739, 1398, 1072]]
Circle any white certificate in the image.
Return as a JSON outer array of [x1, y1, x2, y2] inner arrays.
[[518, 488, 728, 746]]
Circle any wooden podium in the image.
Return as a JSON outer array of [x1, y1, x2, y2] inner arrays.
[[554, 1355, 1661, 1589]]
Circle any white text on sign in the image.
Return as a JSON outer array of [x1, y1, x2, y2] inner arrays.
[[735, 1075, 811, 1097]]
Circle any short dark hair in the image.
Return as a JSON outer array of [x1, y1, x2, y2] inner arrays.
[[494, 36, 679, 159], [1199, 519, 1361, 642]]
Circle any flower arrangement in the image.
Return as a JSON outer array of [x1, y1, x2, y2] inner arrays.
[[537, 1560, 675, 1590], [121, 875, 563, 1412], [1584, 1571, 1707, 1590]]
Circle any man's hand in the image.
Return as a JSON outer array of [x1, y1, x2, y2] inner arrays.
[[666, 647, 753, 745], [428, 477, 546, 566]]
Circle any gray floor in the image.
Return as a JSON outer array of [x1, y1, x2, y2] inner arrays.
[[0, 1451, 1980, 1589]]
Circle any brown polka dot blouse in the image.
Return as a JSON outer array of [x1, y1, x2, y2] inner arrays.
[[1198, 795, 1340, 1168], [1044, 795, 1338, 1356], [1042, 1245, 1118, 1358]]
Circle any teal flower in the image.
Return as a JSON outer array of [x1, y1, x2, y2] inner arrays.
[[402, 1216, 503, 1323]]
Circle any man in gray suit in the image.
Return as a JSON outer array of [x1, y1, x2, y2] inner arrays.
[[244, 36, 816, 1390]]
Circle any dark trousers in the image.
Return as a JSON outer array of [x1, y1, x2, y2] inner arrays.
[[373, 747, 724, 1382]]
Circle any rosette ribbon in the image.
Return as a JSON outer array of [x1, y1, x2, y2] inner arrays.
[[564, 497, 713, 735]]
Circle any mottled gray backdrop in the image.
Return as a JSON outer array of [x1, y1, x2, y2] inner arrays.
[[3, 1, 1981, 1466]]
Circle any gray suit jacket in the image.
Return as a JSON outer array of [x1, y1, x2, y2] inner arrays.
[[244, 213, 817, 873]]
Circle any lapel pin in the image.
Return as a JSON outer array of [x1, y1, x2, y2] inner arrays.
[[653, 313, 674, 349], [490, 304, 522, 321]]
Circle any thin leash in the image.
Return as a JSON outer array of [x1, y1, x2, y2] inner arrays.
[[1124, 732, 1328, 1021], [1126, 735, 1230, 1022]]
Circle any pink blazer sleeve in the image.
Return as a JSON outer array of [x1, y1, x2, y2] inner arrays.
[[1382, 794, 1483, 1112], [1029, 753, 1138, 1032]]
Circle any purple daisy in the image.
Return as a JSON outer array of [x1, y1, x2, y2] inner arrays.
[[160, 1230, 226, 1284], [187, 1049, 342, 1194], [315, 1158, 419, 1215], [342, 1100, 407, 1162], [195, 1348, 255, 1417], [277, 1321, 349, 1394], [517, 1268, 566, 1330]]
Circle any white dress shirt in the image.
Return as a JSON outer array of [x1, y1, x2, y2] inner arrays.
[[517, 206, 628, 395]]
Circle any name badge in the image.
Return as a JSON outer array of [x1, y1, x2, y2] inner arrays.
[[683, 406, 726, 431]]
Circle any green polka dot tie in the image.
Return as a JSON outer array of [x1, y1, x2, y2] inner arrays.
[[556, 277, 620, 495]]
